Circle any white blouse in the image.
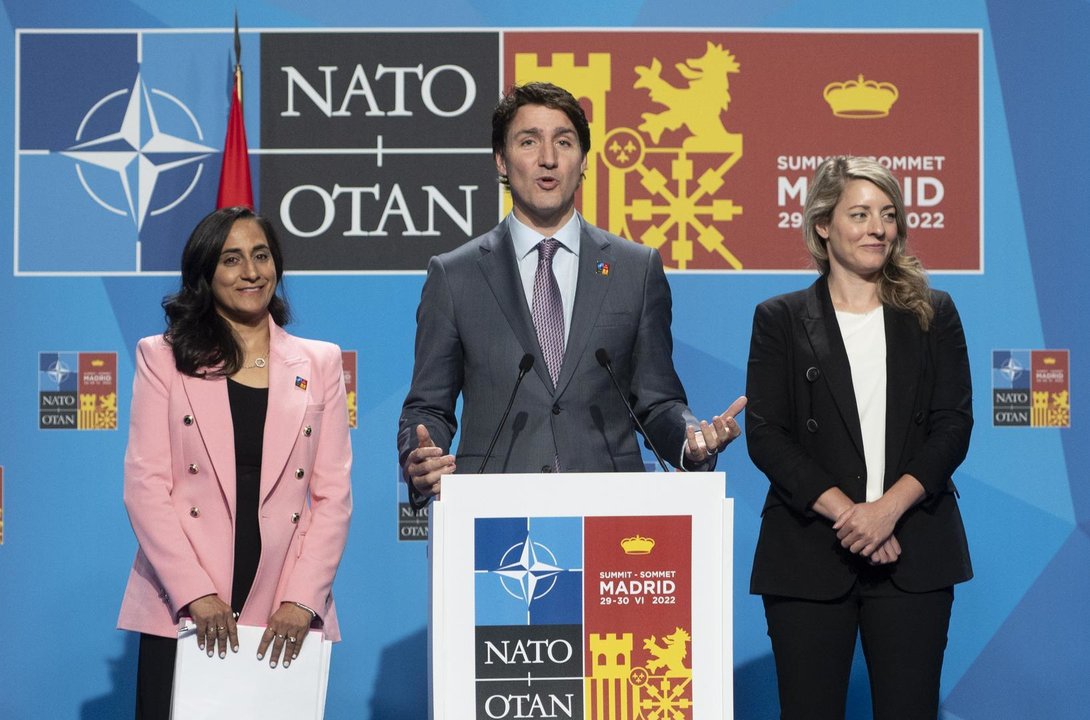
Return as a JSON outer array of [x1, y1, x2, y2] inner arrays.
[[835, 306, 887, 502]]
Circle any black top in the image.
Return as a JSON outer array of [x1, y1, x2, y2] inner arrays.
[[227, 378, 268, 614]]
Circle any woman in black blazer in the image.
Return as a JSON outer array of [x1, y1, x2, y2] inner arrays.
[[746, 156, 973, 719]]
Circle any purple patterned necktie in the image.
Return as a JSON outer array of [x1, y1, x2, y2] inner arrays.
[[532, 238, 565, 388]]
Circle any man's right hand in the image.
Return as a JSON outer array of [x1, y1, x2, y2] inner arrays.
[[405, 424, 456, 499]]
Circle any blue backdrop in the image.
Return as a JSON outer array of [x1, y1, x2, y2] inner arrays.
[[1, 2, 1086, 719]]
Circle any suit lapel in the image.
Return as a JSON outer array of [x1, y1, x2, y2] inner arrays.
[[478, 224, 555, 391], [180, 372, 236, 518], [802, 278, 866, 461], [555, 225, 611, 396], [884, 307, 922, 485], [260, 322, 309, 503]]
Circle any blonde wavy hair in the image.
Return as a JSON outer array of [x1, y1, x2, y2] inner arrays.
[[803, 156, 934, 330]]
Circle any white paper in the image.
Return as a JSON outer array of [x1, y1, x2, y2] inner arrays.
[[171, 624, 331, 720]]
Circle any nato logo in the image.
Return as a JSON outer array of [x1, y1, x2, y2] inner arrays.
[[475, 517, 583, 626], [39, 352, 79, 429], [16, 31, 245, 275], [993, 350, 1030, 390], [993, 350, 1031, 427]]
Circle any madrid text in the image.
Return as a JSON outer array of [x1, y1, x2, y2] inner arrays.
[[599, 569, 677, 605], [776, 155, 950, 231]]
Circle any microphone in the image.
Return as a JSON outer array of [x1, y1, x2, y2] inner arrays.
[[595, 348, 672, 473], [479, 353, 535, 473]]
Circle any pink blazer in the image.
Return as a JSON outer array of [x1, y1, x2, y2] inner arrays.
[[117, 319, 352, 640]]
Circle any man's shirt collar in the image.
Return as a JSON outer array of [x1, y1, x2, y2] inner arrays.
[[509, 212, 581, 261]]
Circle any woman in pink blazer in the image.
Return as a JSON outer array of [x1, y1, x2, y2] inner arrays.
[[117, 207, 352, 718]]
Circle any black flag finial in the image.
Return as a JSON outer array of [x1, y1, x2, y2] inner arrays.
[[233, 9, 241, 68]]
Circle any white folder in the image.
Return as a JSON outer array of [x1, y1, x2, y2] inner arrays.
[[170, 624, 332, 719]]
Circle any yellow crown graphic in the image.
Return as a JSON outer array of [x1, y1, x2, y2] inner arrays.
[[91, 358, 105, 367], [621, 535, 655, 555], [823, 74, 899, 118]]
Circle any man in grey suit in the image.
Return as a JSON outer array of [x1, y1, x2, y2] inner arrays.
[[398, 82, 746, 505]]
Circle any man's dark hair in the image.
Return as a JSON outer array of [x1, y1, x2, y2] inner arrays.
[[491, 82, 591, 185]]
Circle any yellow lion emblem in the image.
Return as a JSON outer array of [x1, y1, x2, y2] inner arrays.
[[642, 627, 692, 677], [634, 41, 742, 153]]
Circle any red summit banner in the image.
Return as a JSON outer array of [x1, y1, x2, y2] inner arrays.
[[584, 515, 693, 719], [505, 30, 981, 272], [78, 352, 118, 430], [341, 350, 358, 429]]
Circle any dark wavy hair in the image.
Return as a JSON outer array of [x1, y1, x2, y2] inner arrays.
[[491, 82, 591, 186], [162, 206, 291, 377]]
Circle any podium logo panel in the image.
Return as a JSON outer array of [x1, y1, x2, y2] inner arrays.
[[471, 515, 696, 719]]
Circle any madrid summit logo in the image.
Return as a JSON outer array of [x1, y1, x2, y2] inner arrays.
[[16, 31, 232, 275], [993, 350, 1070, 427], [38, 352, 118, 430]]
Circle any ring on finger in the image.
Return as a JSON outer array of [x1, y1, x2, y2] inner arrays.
[[288, 636, 297, 643]]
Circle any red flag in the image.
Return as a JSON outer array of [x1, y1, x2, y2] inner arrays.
[[216, 19, 253, 209]]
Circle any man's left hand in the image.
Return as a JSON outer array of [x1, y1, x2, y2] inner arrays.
[[684, 395, 747, 463]]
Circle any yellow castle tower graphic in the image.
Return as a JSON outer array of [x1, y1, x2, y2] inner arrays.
[[514, 43, 744, 270], [588, 633, 634, 720]]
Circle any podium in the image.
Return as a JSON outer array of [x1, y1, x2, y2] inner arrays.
[[429, 472, 733, 720]]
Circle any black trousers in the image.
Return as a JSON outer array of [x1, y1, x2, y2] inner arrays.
[[763, 571, 954, 720], [135, 633, 177, 720]]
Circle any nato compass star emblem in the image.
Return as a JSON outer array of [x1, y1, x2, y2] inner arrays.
[[46, 359, 71, 386], [999, 356, 1025, 384], [491, 535, 565, 608], [62, 72, 215, 230]]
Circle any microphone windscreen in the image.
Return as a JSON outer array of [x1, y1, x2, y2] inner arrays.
[[519, 353, 535, 372], [595, 348, 611, 367]]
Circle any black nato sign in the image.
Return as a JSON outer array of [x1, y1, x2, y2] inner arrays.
[[475, 625, 584, 720], [260, 32, 501, 271]]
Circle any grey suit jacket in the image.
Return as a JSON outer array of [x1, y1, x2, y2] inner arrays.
[[398, 217, 704, 477]]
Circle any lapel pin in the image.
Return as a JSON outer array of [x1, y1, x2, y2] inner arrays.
[[295, 376, 308, 390], [596, 261, 610, 276]]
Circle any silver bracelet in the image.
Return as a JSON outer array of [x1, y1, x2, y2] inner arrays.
[[292, 601, 317, 620]]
